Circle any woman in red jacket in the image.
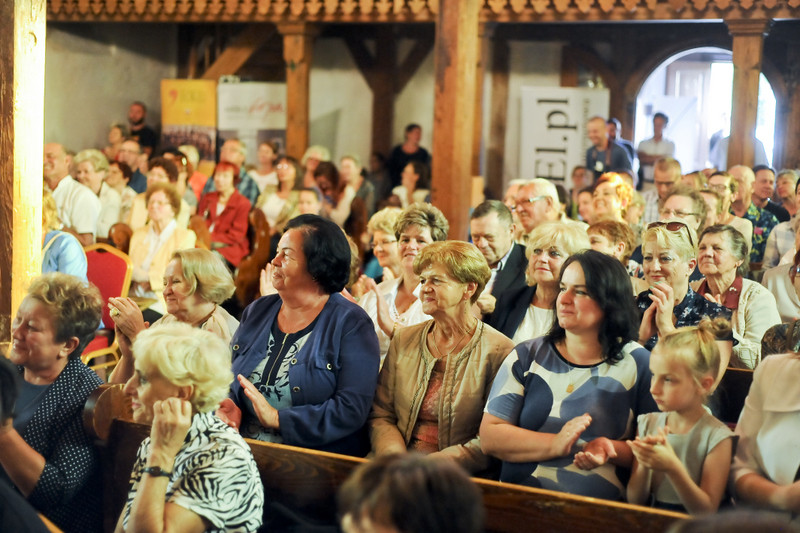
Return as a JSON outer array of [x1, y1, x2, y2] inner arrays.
[[198, 161, 251, 269]]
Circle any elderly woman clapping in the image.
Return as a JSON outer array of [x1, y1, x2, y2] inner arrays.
[[116, 323, 263, 532], [693, 225, 780, 368], [109, 248, 238, 384], [218, 215, 380, 456], [370, 241, 514, 474]]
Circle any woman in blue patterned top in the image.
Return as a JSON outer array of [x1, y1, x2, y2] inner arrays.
[[481, 250, 657, 500], [636, 221, 730, 350]]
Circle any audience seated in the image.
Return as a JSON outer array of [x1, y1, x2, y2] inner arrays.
[[481, 250, 657, 500], [128, 157, 191, 231], [359, 203, 449, 362], [391, 160, 431, 208], [729, 165, 779, 265], [249, 140, 279, 193], [587, 220, 647, 292], [592, 172, 634, 224], [732, 350, 800, 521], [44, 142, 101, 246], [129, 182, 197, 320], [301, 145, 331, 188], [201, 139, 260, 207], [197, 161, 251, 270], [255, 155, 302, 237], [0, 357, 50, 533], [370, 241, 514, 474], [118, 323, 264, 532], [761, 248, 800, 321], [763, 175, 800, 268], [693, 225, 781, 368], [108, 248, 238, 385], [636, 220, 730, 351], [487, 221, 589, 343], [315, 161, 356, 227], [218, 215, 380, 456], [707, 171, 754, 253], [342, 154, 376, 218], [74, 148, 122, 239], [0, 274, 104, 532], [106, 160, 138, 226], [42, 187, 87, 281]]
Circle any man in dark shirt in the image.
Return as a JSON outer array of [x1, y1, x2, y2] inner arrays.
[[128, 101, 158, 156]]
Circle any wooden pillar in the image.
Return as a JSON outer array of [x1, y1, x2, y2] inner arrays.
[[0, 0, 45, 343], [278, 23, 318, 161], [782, 47, 800, 168], [486, 34, 509, 200], [471, 23, 488, 179], [726, 19, 771, 169], [431, 0, 480, 240], [372, 29, 397, 158]]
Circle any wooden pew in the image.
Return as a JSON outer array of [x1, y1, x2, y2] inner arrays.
[[86, 386, 686, 533]]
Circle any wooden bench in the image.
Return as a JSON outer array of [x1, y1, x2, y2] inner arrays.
[[85, 386, 687, 533]]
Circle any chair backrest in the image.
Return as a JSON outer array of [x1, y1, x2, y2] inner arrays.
[[84, 243, 133, 326]]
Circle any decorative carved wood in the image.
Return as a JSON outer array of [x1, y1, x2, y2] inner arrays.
[[47, 0, 800, 21]]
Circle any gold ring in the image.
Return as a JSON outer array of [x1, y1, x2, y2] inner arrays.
[[110, 307, 121, 318]]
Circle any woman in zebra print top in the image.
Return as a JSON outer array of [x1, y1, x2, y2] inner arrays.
[[117, 322, 264, 533]]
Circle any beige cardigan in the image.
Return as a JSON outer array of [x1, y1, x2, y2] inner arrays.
[[369, 320, 514, 473]]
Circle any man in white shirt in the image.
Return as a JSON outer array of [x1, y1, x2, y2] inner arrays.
[[637, 112, 675, 188], [43, 143, 101, 246]]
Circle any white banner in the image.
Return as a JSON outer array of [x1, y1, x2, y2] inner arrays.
[[217, 81, 287, 164], [519, 87, 609, 188]]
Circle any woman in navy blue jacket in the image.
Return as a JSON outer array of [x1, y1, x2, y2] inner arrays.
[[218, 215, 380, 456]]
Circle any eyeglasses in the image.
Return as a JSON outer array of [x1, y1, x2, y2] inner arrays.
[[647, 220, 694, 247], [516, 196, 548, 208], [659, 208, 700, 219], [708, 184, 729, 193], [371, 238, 397, 250]]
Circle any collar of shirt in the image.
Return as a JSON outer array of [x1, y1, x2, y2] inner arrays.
[[695, 275, 743, 310]]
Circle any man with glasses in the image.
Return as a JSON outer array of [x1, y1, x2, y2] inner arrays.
[[469, 200, 527, 317], [730, 164, 779, 264], [514, 179, 586, 236]]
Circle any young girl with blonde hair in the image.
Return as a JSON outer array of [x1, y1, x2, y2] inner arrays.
[[627, 318, 735, 514]]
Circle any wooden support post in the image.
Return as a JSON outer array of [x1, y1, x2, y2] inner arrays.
[[726, 19, 771, 170], [780, 48, 800, 168], [370, 29, 397, 158], [486, 34, 509, 201], [278, 23, 318, 162], [471, 23, 488, 179], [431, 0, 480, 240], [0, 0, 46, 343]]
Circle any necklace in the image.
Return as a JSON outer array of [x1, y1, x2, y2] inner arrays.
[[431, 320, 476, 359], [266, 331, 290, 380]]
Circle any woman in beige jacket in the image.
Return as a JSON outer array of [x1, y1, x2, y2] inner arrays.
[[370, 241, 514, 474]]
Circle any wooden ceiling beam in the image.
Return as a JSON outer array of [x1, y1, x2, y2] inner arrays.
[[201, 24, 276, 80]]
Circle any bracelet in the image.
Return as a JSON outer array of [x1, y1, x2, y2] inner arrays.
[[143, 466, 173, 478]]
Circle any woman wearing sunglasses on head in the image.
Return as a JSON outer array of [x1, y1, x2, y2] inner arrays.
[[636, 221, 731, 351]]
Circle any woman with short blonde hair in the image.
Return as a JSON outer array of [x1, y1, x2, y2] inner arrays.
[[488, 222, 590, 343], [74, 148, 121, 238], [636, 220, 730, 350], [371, 240, 513, 473]]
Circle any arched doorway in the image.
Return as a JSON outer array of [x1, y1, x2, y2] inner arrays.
[[634, 47, 777, 172]]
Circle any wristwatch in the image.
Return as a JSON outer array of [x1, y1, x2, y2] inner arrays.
[[143, 466, 173, 478]]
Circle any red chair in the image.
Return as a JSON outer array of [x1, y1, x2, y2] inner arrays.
[[81, 243, 133, 373]]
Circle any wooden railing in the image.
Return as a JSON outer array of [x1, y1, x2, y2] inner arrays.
[[48, 0, 800, 23]]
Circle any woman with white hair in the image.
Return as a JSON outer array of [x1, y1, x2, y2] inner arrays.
[[74, 148, 122, 238], [117, 322, 263, 532]]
